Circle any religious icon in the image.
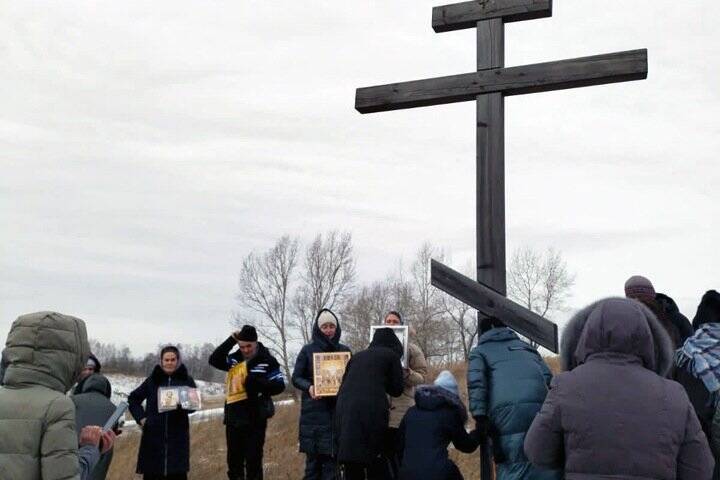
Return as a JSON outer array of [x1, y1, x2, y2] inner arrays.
[[313, 352, 351, 397], [158, 387, 180, 412], [369, 325, 409, 367], [158, 386, 201, 411]]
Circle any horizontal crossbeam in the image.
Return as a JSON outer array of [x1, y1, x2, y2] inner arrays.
[[431, 259, 558, 352], [356, 49, 647, 113], [433, 0, 552, 32]]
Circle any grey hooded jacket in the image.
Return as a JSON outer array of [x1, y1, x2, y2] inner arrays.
[[72, 374, 117, 480], [0, 311, 99, 480], [524, 298, 714, 480]]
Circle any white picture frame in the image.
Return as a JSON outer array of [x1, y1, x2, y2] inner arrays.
[[369, 325, 409, 368]]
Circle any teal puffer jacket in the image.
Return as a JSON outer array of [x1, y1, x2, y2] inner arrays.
[[467, 327, 560, 480]]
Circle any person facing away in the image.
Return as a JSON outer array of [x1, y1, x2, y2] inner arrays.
[[292, 309, 352, 480], [335, 327, 404, 480], [0, 311, 115, 480], [72, 373, 118, 480], [675, 289, 720, 477], [525, 297, 715, 480], [467, 316, 560, 480], [128, 345, 197, 480], [381, 310, 428, 479], [397, 370, 478, 480], [209, 324, 286, 480], [624, 274, 693, 348]]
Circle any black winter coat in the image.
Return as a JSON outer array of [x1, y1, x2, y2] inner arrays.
[[209, 339, 285, 427], [656, 292, 693, 345], [398, 385, 478, 480], [292, 310, 351, 455], [335, 328, 404, 465], [128, 364, 196, 475]]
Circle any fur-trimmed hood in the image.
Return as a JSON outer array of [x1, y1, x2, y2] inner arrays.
[[561, 297, 673, 375]]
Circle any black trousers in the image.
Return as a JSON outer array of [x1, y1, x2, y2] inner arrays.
[[304, 453, 337, 480], [342, 462, 370, 480], [226, 422, 267, 480], [143, 475, 187, 480]]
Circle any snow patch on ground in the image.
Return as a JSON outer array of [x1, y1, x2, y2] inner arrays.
[[104, 373, 225, 406]]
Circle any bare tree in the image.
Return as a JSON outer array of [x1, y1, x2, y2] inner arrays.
[[292, 231, 356, 343], [438, 261, 479, 361], [408, 243, 447, 361], [342, 280, 392, 352], [235, 235, 299, 381], [507, 246, 575, 318]]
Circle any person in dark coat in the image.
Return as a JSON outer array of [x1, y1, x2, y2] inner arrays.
[[657, 292, 694, 344], [73, 353, 103, 395], [398, 370, 478, 480], [525, 297, 714, 479], [73, 373, 118, 480], [624, 275, 692, 348], [335, 327, 404, 480], [467, 317, 560, 480], [209, 325, 286, 480], [129, 345, 197, 480], [675, 290, 720, 478], [292, 309, 352, 480]]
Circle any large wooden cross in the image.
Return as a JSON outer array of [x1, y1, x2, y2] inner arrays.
[[355, 0, 647, 354]]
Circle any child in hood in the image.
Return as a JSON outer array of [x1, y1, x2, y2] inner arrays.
[[397, 370, 478, 480]]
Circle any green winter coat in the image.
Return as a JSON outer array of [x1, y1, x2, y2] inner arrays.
[[0, 311, 94, 480]]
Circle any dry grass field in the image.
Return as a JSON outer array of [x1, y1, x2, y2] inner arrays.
[[108, 357, 560, 479]]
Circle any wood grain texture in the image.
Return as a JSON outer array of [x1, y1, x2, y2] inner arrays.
[[356, 49, 648, 113], [431, 259, 559, 352], [433, 0, 552, 32]]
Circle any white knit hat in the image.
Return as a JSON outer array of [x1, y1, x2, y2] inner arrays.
[[317, 310, 337, 328]]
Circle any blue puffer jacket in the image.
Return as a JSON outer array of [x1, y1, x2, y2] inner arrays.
[[467, 327, 560, 480]]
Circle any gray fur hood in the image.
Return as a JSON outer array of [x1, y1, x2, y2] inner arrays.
[[560, 297, 674, 376]]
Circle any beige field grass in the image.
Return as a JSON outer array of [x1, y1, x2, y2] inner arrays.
[[108, 357, 560, 479]]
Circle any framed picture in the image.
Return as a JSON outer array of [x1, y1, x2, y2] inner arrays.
[[313, 351, 351, 397], [158, 386, 202, 412], [158, 387, 180, 412], [369, 325, 409, 367]]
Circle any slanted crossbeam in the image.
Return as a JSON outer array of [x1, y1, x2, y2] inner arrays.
[[356, 49, 647, 113], [431, 259, 558, 352]]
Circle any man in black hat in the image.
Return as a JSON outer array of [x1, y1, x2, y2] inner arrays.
[[209, 324, 286, 480]]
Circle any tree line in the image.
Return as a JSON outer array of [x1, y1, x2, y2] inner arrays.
[[236, 231, 574, 381], [89, 232, 573, 384]]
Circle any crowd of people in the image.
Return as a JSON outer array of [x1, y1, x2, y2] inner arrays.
[[2, 275, 720, 480]]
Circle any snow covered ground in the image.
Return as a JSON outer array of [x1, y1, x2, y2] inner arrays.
[[121, 400, 295, 430], [104, 373, 226, 406], [101, 373, 294, 430]]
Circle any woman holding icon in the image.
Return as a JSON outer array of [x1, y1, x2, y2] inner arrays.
[[128, 345, 197, 480]]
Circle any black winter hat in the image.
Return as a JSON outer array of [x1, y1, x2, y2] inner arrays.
[[692, 290, 720, 330], [86, 353, 101, 372], [236, 325, 258, 342], [480, 316, 504, 334]]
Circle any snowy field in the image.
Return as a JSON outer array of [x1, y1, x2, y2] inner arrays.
[[104, 373, 226, 406], [101, 373, 294, 430]]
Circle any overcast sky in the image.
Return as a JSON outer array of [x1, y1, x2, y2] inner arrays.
[[1, 1, 718, 354]]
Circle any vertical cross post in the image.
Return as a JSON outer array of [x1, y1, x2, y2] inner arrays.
[[476, 18, 506, 296], [476, 18, 504, 480]]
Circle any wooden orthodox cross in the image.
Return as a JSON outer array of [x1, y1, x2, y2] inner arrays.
[[355, 0, 647, 355]]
